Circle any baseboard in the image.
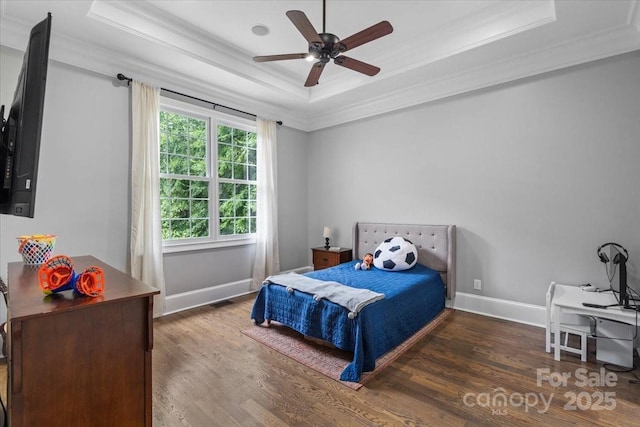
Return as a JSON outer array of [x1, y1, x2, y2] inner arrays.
[[164, 269, 547, 328], [450, 292, 546, 328], [163, 265, 313, 315]]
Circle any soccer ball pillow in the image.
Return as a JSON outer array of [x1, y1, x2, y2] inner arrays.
[[373, 236, 418, 271]]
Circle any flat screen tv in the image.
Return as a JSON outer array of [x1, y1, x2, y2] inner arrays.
[[0, 12, 52, 218]]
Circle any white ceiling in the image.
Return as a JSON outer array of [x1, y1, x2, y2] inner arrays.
[[1, 1, 639, 131]]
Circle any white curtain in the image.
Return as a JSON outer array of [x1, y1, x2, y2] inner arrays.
[[130, 81, 166, 317], [251, 118, 280, 290]]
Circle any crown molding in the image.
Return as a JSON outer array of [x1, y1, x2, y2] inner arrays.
[[0, 13, 309, 131], [305, 0, 556, 104], [2, 2, 639, 133], [308, 24, 640, 131], [630, 0, 640, 32], [87, 0, 308, 100]]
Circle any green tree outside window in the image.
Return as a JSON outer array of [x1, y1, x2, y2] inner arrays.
[[159, 109, 257, 242]]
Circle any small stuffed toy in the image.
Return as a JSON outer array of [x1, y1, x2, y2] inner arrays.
[[354, 253, 374, 270]]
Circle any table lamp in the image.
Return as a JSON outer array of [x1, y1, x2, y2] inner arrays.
[[323, 226, 332, 250]]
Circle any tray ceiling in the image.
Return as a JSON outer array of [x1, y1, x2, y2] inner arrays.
[[1, 1, 639, 131]]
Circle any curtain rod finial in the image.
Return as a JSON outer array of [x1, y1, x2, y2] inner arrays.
[[116, 73, 132, 85]]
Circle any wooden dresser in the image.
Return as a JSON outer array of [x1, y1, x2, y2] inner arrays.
[[6, 255, 159, 427], [311, 247, 353, 270]]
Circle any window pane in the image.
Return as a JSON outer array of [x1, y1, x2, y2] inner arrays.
[[220, 218, 234, 235], [235, 218, 248, 234], [218, 161, 232, 179], [160, 133, 168, 153], [233, 163, 246, 180], [160, 107, 257, 242], [233, 128, 247, 146], [168, 134, 186, 155], [218, 125, 232, 143], [161, 198, 170, 218], [189, 137, 206, 158], [172, 179, 190, 198], [235, 200, 247, 217], [218, 143, 232, 161], [168, 154, 188, 175], [191, 219, 209, 238], [192, 180, 208, 198], [189, 117, 205, 136], [160, 179, 171, 198], [170, 198, 189, 218], [160, 111, 168, 132], [247, 132, 257, 149], [191, 199, 208, 218], [159, 153, 168, 174], [174, 115, 188, 134], [161, 220, 171, 240], [219, 199, 234, 219], [233, 145, 246, 163], [189, 157, 206, 176], [219, 182, 233, 199], [170, 220, 190, 238], [235, 183, 247, 199]]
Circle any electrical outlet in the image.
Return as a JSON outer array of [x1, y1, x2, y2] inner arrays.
[[474, 279, 482, 290]]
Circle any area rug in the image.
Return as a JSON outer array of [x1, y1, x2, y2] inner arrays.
[[242, 308, 453, 390]]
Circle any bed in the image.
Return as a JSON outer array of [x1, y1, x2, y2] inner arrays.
[[251, 222, 456, 382]]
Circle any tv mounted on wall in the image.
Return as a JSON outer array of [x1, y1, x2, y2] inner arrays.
[[0, 13, 52, 218]]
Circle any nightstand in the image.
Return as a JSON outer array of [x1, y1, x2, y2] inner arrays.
[[311, 247, 353, 270]]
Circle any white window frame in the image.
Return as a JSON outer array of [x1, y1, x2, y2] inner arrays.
[[160, 97, 257, 253]]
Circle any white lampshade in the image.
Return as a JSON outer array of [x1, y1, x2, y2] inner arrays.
[[323, 226, 332, 239]]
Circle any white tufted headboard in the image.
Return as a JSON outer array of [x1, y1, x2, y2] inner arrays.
[[352, 222, 456, 299]]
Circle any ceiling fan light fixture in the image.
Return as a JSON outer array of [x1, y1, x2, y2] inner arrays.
[[305, 54, 315, 62], [251, 24, 270, 36]]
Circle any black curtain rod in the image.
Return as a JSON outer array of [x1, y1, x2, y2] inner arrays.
[[116, 73, 282, 126]]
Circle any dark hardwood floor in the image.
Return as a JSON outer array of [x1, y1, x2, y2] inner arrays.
[[150, 294, 640, 426], [1, 293, 637, 425]]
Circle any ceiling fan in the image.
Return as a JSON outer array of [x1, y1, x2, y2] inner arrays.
[[253, 0, 393, 87]]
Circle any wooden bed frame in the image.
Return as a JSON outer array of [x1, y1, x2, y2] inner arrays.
[[352, 222, 456, 300]]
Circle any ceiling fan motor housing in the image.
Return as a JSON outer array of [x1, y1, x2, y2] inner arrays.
[[309, 33, 346, 63]]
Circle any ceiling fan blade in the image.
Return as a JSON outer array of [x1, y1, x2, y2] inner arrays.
[[253, 53, 308, 62], [339, 21, 393, 52], [334, 56, 380, 76], [286, 10, 323, 46], [304, 62, 325, 87]]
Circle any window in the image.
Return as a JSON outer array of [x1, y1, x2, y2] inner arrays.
[[159, 98, 257, 251]]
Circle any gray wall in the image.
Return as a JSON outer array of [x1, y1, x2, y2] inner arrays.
[[3, 42, 639, 309], [0, 45, 309, 299], [307, 51, 640, 306], [0, 46, 130, 275]]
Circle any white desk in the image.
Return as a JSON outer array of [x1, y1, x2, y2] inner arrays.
[[551, 284, 638, 361]]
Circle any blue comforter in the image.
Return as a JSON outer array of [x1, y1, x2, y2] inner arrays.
[[251, 260, 445, 382]]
